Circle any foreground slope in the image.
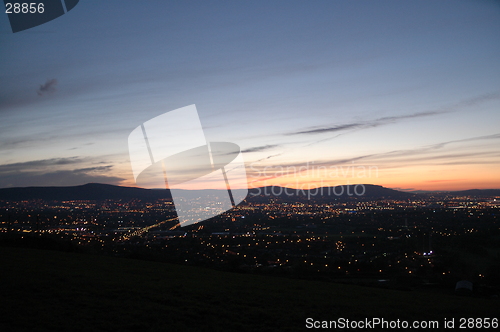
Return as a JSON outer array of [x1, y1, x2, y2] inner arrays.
[[0, 247, 497, 331]]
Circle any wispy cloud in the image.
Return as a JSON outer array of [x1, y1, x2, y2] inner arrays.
[[0, 157, 84, 172], [242, 144, 279, 153], [0, 157, 123, 188], [319, 137, 500, 168], [246, 133, 500, 183], [292, 123, 362, 135], [76, 165, 114, 172], [390, 187, 416, 192], [288, 92, 500, 136], [37, 78, 57, 96], [366, 133, 500, 163], [289, 110, 446, 135], [454, 91, 500, 107]]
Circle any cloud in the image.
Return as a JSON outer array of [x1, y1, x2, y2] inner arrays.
[[248, 92, 500, 168], [289, 110, 446, 135], [455, 91, 500, 107], [252, 152, 283, 164], [76, 165, 114, 172], [0, 158, 123, 188], [246, 132, 500, 184], [242, 144, 279, 153], [292, 123, 362, 135], [363, 133, 500, 163], [288, 92, 500, 136], [375, 110, 445, 123], [0, 157, 84, 172], [37, 78, 57, 96], [390, 187, 416, 192]]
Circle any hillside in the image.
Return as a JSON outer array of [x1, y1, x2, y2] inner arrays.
[[0, 246, 497, 331], [451, 189, 500, 197], [246, 184, 413, 203], [0, 183, 172, 201]]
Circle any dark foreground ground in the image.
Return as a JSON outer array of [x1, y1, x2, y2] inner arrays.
[[0, 247, 498, 332]]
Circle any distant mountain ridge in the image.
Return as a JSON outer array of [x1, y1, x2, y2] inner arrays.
[[0, 183, 409, 202], [0, 183, 497, 202], [450, 189, 500, 197], [246, 184, 413, 202], [0, 183, 171, 201]]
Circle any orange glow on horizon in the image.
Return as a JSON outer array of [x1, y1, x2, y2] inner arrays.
[[116, 162, 500, 192]]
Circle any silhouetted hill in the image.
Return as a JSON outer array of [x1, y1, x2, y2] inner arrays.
[[450, 189, 500, 197], [246, 184, 413, 203], [0, 183, 171, 201]]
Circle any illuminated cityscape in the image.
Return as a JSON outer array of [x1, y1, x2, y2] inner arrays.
[[1, 185, 498, 295]]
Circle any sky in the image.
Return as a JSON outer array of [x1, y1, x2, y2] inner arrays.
[[0, 0, 499, 191]]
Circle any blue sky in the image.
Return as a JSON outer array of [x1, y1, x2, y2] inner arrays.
[[1, 0, 499, 190]]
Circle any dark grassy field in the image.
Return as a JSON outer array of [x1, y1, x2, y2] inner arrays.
[[0, 247, 497, 331]]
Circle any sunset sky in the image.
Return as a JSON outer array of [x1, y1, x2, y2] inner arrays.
[[1, 0, 499, 191]]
